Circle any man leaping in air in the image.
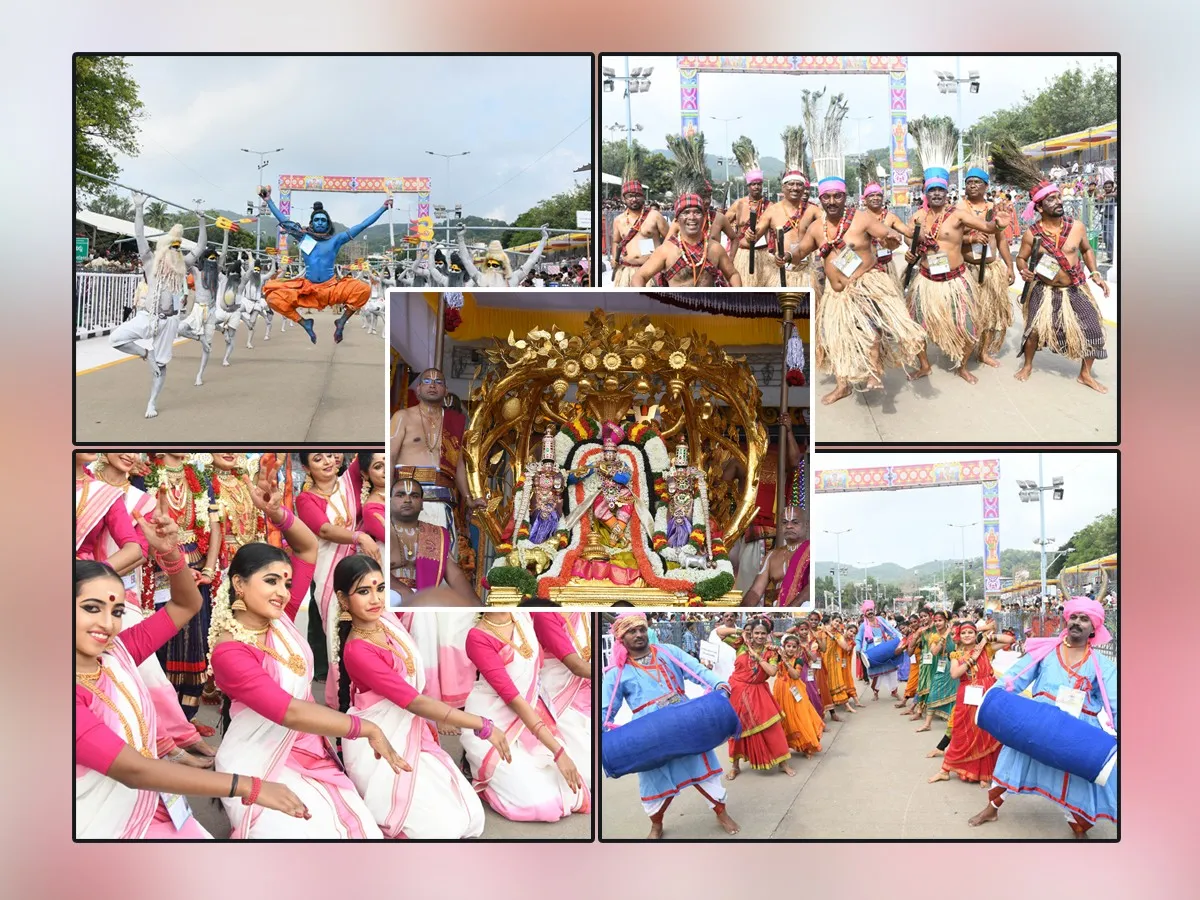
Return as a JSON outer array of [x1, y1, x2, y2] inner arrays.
[[257, 186, 391, 344]]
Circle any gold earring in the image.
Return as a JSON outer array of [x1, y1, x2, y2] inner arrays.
[[231, 592, 247, 612], [338, 607, 352, 622]]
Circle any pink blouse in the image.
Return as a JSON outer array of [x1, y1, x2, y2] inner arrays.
[[78, 493, 148, 561], [210, 642, 293, 724], [532, 614, 578, 663], [75, 607, 179, 774], [283, 556, 317, 622], [342, 639, 419, 710], [465, 629, 520, 704], [361, 501, 386, 543], [296, 457, 364, 537]]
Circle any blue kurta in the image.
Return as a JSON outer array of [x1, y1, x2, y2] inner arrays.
[[602, 643, 726, 803], [855, 617, 902, 676], [992, 646, 1118, 824]]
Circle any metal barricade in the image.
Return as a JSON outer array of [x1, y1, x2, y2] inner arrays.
[[76, 272, 141, 338]]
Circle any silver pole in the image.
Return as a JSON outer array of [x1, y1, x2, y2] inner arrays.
[[956, 56, 964, 191], [1039, 452, 1048, 619]]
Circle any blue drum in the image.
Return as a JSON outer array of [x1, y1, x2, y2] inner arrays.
[[863, 638, 902, 669], [602, 691, 740, 779], [977, 685, 1117, 785]]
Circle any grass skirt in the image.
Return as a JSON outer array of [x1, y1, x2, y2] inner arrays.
[[1022, 282, 1107, 361], [815, 269, 926, 384], [785, 256, 821, 302], [974, 258, 1014, 355], [733, 246, 777, 288], [907, 272, 978, 367], [612, 265, 637, 288]]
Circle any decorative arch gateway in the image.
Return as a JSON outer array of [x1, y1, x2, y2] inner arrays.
[[677, 56, 912, 206], [275, 174, 431, 261], [814, 459, 1002, 601]]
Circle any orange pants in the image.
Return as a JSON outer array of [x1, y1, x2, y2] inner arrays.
[[263, 277, 370, 323]]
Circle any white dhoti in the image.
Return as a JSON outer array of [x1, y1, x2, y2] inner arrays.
[[642, 773, 726, 815], [110, 310, 179, 365], [733, 537, 766, 594]]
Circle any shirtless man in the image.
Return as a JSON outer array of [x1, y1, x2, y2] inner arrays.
[[632, 194, 741, 287], [726, 170, 773, 287], [958, 169, 1016, 368], [901, 178, 1010, 384], [759, 170, 822, 293], [390, 479, 480, 607], [861, 183, 906, 287], [610, 177, 666, 287], [1012, 183, 1111, 393], [390, 367, 485, 543], [782, 178, 923, 404], [741, 506, 809, 607]]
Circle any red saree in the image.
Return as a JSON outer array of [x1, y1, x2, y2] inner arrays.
[[941, 648, 1001, 783], [727, 650, 792, 769]]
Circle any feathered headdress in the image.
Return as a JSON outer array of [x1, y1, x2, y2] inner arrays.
[[781, 124, 807, 185], [622, 145, 644, 196], [858, 159, 884, 203], [965, 136, 991, 185], [666, 132, 711, 216], [804, 88, 849, 196], [991, 136, 1059, 221], [910, 120, 956, 193], [732, 136, 763, 185]]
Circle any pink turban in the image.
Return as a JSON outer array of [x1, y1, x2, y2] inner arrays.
[[606, 613, 648, 672], [602, 421, 626, 446], [862, 182, 884, 198]]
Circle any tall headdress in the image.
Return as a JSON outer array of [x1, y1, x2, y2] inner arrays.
[[541, 424, 556, 461], [965, 136, 991, 185], [805, 89, 849, 196], [601, 421, 626, 450], [483, 240, 513, 277], [666, 132, 711, 216], [910, 120, 956, 193], [622, 145, 644, 197], [732, 136, 763, 185], [781, 124, 808, 185], [674, 437, 689, 467], [858, 158, 883, 202], [991, 136, 1058, 221]]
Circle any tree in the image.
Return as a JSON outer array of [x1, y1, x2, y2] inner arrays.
[[501, 181, 591, 248], [143, 201, 171, 230], [600, 140, 673, 199], [75, 56, 144, 199], [1047, 509, 1117, 578], [87, 191, 134, 220], [966, 64, 1117, 146]]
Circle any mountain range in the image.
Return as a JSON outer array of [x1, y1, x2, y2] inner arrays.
[[814, 549, 1048, 583]]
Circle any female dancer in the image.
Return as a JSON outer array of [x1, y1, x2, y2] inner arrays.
[[462, 611, 590, 821], [532, 612, 593, 761], [76, 452, 145, 575], [208, 455, 405, 839], [918, 613, 958, 732], [727, 618, 795, 779], [336, 559, 508, 839], [928, 621, 1014, 784], [211, 453, 268, 552], [297, 451, 378, 706], [87, 452, 217, 765], [772, 633, 824, 757], [75, 495, 308, 839], [357, 451, 387, 546]]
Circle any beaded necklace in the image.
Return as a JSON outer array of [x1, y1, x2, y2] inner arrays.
[[479, 615, 534, 659], [561, 612, 591, 662], [238, 621, 307, 677], [76, 665, 154, 758], [818, 211, 855, 258], [352, 625, 416, 677]]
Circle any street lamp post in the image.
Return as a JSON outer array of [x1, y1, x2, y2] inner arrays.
[[935, 62, 980, 190], [242, 147, 284, 252], [824, 528, 852, 609], [948, 522, 978, 607], [425, 150, 471, 244], [708, 115, 742, 190], [1018, 453, 1066, 619], [602, 62, 653, 150]]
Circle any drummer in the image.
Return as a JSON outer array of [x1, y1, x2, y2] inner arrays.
[[968, 596, 1117, 838], [855, 600, 904, 701], [602, 613, 740, 839]]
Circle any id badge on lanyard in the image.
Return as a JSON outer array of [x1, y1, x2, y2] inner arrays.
[[834, 247, 862, 277], [162, 793, 194, 830], [811, 658, 822, 671], [921, 652, 933, 666], [638, 238, 656, 256], [875, 240, 892, 259], [790, 685, 804, 702], [299, 236, 317, 257], [1035, 254, 1061, 280], [971, 243, 986, 258], [655, 692, 682, 711], [1055, 685, 1086, 718], [936, 658, 948, 674], [963, 684, 984, 706], [927, 251, 951, 276]]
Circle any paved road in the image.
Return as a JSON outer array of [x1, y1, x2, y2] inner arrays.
[[75, 310, 386, 443], [817, 290, 1118, 443], [601, 687, 1116, 841], [186, 602, 591, 840]]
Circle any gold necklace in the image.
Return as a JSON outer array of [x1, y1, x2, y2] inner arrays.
[[480, 615, 533, 659], [252, 625, 306, 677], [75, 477, 90, 520], [352, 625, 416, 677], [562, 612, 591, 662], [419, 406, 442, 462], [218, 473, 258, 545], [76, 665, 154, 758]]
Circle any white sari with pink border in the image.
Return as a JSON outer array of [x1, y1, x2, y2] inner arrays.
[[213, 614, 382, 839], [539, 612, 593, 786], [343, 613, 484, 839], [459, 612, 591, 822], [75, 640, 162, 838], [311, 471, 361, 709]]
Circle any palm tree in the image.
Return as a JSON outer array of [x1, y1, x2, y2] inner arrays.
[[145, 201, 171, 230]]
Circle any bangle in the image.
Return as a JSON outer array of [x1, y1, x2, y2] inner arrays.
[[155, 552, 187, 575], [345, 715, 363, 740], [241, 776, 262, 806], [532, 720, 548, 735], [1089, 271, 1101, 280], [475, 717, 494, 739], [274, 507, 295, 532], [201, 567, 215, 577], [553, 746, 565, 762], [228, 774, 240, 798]]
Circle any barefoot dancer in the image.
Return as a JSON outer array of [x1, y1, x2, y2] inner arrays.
[[957, 145, 1016, 368], [258, 187, 390, 344], [727, 137, 775, 286], [773, 633, 824, 756], [903, 122, 1011, 385], [915, 610, 954, 732], [602, 613, 739, 838], [610, 153, 665, 287], [726, 618, 796, 779], [760, 125, 823, 295], [991, 139, 1111, 393]]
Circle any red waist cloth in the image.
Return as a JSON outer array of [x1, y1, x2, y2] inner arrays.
[[918, 263, 968, 282]]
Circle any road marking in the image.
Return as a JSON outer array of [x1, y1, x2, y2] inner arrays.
[[76, 340, 188, 376]]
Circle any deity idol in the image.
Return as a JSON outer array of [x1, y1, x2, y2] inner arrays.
[[563, 422, 653, 561], [664, 438, 711, 560]]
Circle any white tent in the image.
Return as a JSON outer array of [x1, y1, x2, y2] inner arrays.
[[76, 209, 200, 252]]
